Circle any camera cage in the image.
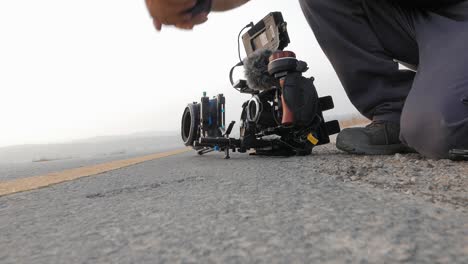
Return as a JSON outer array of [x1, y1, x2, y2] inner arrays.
[[181, 12, 340, 159]]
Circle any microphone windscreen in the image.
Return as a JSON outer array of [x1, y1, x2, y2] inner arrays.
[[243, 49, 277, 91]]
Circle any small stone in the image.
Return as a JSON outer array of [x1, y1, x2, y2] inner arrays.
[[350, 176, 359, 181], [346, 166, 357, 176], [410, 177, 417, 184], [373, 162, 384, 168], [334, 176, 343, 181]]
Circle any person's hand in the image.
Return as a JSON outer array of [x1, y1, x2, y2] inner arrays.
[[175, 12, 209, 30], [145, 0, 197, 30]]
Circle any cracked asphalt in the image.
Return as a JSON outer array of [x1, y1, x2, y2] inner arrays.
[[0, 144, 467, 263]]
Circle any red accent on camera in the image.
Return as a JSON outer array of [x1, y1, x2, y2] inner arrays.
[[269, 51, 296, 62]]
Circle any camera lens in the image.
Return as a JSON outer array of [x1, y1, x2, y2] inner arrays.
[[247, 96, 262, 123], [182, 109, 192, 141], [181, 104, 200, 146]]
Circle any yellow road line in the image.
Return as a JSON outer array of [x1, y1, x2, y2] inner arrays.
[[0, 148, 190, 197]]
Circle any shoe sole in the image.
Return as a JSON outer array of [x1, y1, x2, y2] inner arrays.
[[336, 140, 416, 155]]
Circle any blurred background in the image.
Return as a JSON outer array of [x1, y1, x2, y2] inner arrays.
[[0, 0, 359, 164]]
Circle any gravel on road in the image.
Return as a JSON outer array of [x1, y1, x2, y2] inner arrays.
[[313, 144, 468, 211]]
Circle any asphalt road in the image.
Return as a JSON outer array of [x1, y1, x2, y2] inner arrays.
[[0, 145, 467, 263]]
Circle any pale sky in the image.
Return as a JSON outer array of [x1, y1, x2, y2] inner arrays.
[[0, 0, 357, 148]]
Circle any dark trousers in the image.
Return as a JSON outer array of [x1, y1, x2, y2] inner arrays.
[[299, 0, 468, 159]]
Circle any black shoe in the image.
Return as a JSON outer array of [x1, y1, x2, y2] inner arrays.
[[336, 120, 415, 155]]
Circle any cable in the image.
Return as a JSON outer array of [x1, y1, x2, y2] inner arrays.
[[229, 61, 243, 87], [237, 22, 254, 64], [230, 22, 254, 88]]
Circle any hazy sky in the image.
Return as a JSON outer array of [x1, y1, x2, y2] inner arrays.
[[0, 0, 357, 148]]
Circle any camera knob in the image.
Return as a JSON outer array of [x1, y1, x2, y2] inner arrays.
[[269, 51, 296, 61], [267, 51, 298, 76]]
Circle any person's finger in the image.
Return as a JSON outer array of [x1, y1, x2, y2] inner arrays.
[[155, 10, 193, 25], [178, 12, 208, 26], [174, 20, 192, 30], [177, 13, 194, 22], [175, 15, 208, 30], [153, 18, 162, 31], [176, 13, 208, 28], [176, 24, 194, 30]]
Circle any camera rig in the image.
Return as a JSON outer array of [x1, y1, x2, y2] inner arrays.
[[181, 12, 341, 159]]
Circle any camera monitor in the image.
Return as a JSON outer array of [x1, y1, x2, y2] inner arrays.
[[242, 12, 290, 57]]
